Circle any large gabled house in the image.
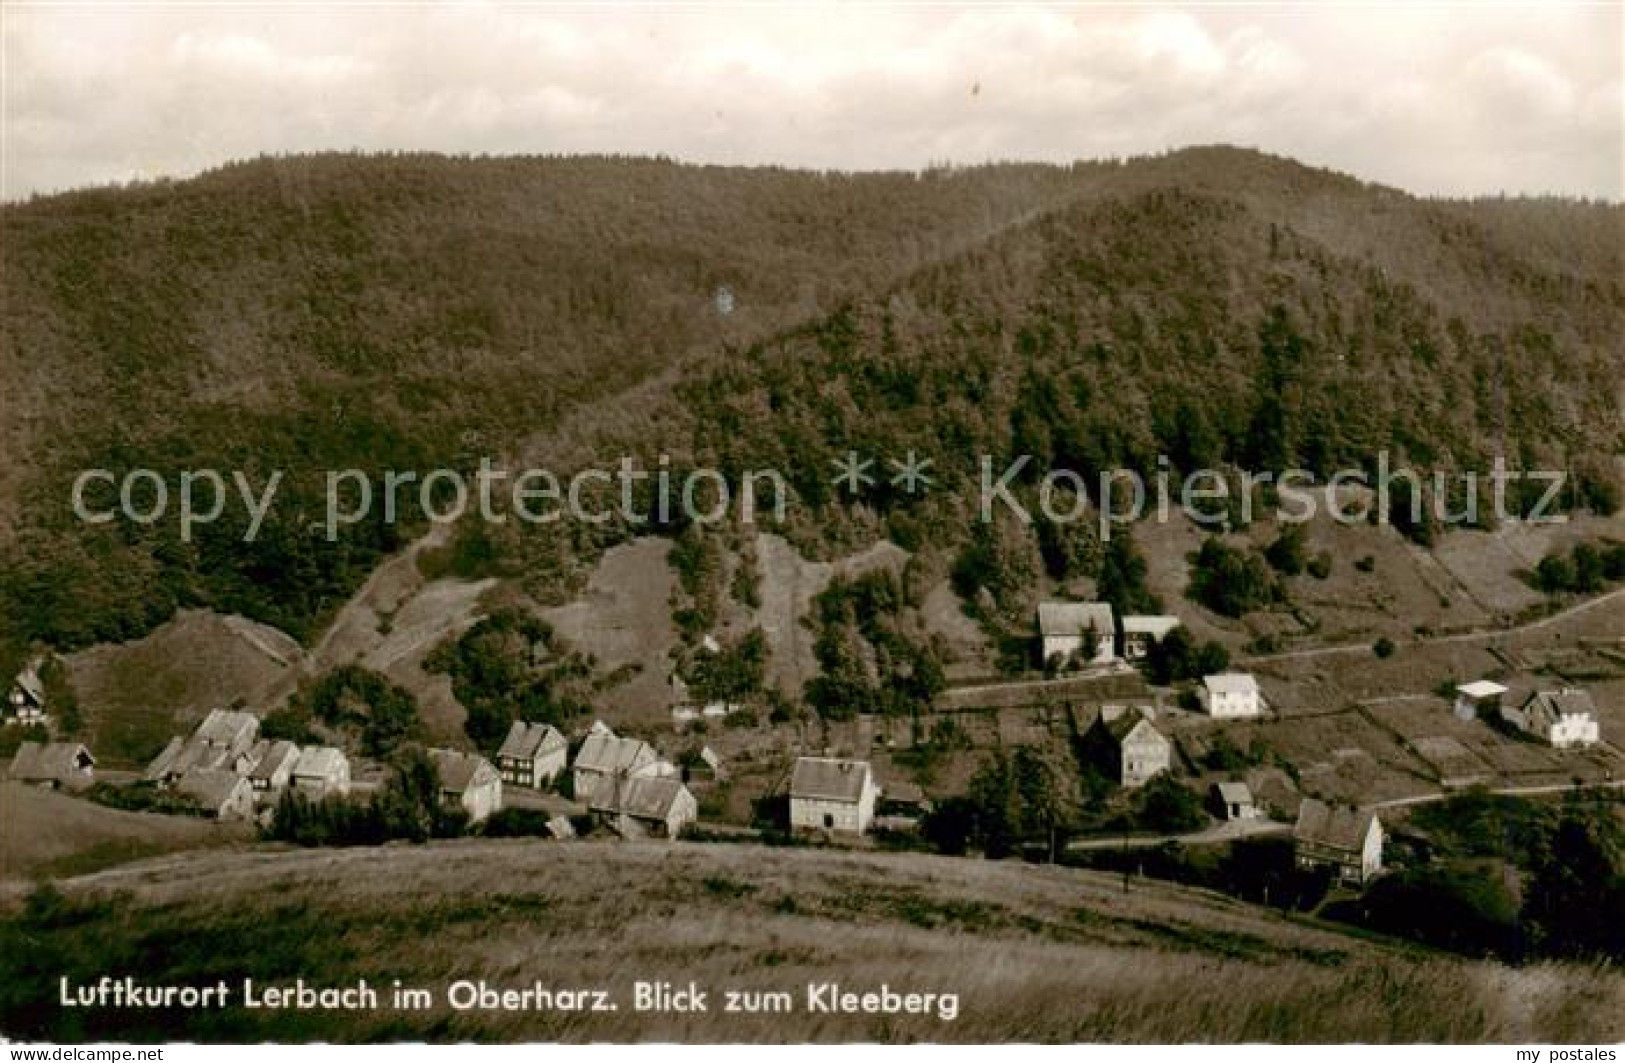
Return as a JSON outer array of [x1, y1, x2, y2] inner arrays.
[[1084, 707, 1171, 788], [144, 709, 261, 785], [430, 749, 502, 824], [571, 728, 660, 803], [589, 775, 697, 839], [8, 741, 95, 790], [1501, 688, 1601, 748], [1293, 798, 1383, 884], [496, 721, 569, 789], [1037, 602, 1117, 668], [174, 767, 256, 821], [789, 756, 878, 835]]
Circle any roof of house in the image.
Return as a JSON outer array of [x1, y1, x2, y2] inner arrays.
[[589, 775, 692, 820], [1293, 798, 1377, 853], [1100, 707, 1167, 745], [11, 660, 45, 704], [430, 749, 497, 793], [1037, 601, 1115, 637], [143, 733, 237, 781], [1203, 672, 1261, 698], [195, 708, 259, 747], [248, 740, 301, 782], [174, 767, 249, 810], [497, 721, 567, 761], [1213, 781, 1254, 805], [1122, 615, 1182, 637], [8, 741, 93, 782], [292, 746, 347, 780], [790, 757, 872, 803], [574, 731, 657, 775], [1519, 688, 1598, 727], [1457, 679, 1509, 699]]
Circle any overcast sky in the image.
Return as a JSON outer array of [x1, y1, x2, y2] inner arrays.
[[3, 4, 1621, 202]]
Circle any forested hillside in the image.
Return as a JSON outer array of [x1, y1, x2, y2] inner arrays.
[[2, 147, 1621, 660]]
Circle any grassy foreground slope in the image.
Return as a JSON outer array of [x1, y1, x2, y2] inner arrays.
[[3, 840, 1620, 1043]]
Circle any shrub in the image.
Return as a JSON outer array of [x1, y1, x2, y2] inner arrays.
[[1373, 637, 1396, 659]]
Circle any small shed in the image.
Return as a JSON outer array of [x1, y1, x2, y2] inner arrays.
[[1454, 679, 1508, 722], [1210, 781, 1260, 821]]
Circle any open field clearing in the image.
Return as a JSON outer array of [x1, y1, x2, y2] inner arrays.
[[0, 783, 247, 884], [3, 840, 1621, 1043]]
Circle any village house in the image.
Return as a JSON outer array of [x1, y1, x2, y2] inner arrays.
[[1086, 706, 1172, 788], [245, 739, 300, 797], [589, 774, 697, 839], [1037, 602, 1117, 667], [8, 741, 95, 789], [291, 746, 350, 800], [430, 749, 502, 824], [571, 728, 660, 803], [5, 659, 48, 725], [1199, 673, 1264, 718], [1453, 679, 1508, 722], [174, 767, 256, 821], [496, 720, 569, 789], [1210, 781, 1260, 821], [143, 708, 261, 784], [1501, 688, 1601, 748], [1293, 798, 1383, 885], [1121, 615, 1182, 660], [789, 756, 878, 834]]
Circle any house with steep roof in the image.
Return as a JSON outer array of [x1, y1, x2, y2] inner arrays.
[[1085, 706, 1171, 788], [1293, 798, 1383, 884], [1210, 781, 1260, 821], [142, 708, 261, 785], [1121, 615, 1182, 660], [789, 756, 878, 834], [8, 741, 94, 789], [174, 768, 256, 821], [5, 659, 48, 725], [589, 774, 697, 839], [496, 721, 569, 789], [1199, 673, 1264, 718], [1454, 679, 1508, 722], [1037, 602, 1117, 667], [291, 746, 350, 799], [1501, 688, 1600, 748], [571, 728, 660, 803], [246, 740, 301, 797], [430, 749, 502, 823]]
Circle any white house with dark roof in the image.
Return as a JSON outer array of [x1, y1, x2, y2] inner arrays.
[[291, 746, 350, 799], [789, 756, 878, 834], [1293, 798, 1383, 884], [246, 740, 301, 797], [1037, 602, 1117, 667], [1199, 673, 1263, 718], [5, 659, 48, 725], [430, 749, 502, 823], [571, 728, 660, 803], [496, 720, 569, 789], [8, 741, 94, 789], [589, 774, 697, 839], [1088, 707, 1171, 788], [1501, 688, 1600, 748]]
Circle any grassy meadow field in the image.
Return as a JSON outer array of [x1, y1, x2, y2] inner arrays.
[[2, 838, 1622, 1044]]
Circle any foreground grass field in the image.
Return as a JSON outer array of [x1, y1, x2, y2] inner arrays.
[[3, 839, 1620, 1043]]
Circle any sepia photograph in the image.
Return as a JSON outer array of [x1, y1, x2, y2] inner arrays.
[[1, 0, 1622, 1048]]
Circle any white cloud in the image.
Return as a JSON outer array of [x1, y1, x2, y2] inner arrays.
[[2, 4, 1619, 200]]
